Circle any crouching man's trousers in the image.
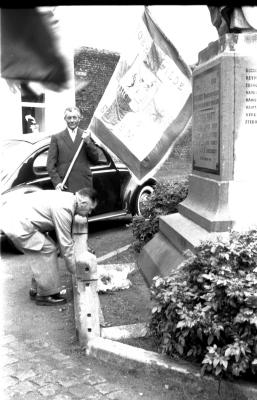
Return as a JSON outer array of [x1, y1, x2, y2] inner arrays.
[[3, 228, 61, 296]]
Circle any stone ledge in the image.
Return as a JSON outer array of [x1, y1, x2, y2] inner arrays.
[[101, 323, 148, 340], [86, 337, 257, 400]]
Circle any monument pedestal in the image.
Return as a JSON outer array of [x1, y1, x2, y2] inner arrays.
[[139, 33, 257, 286]]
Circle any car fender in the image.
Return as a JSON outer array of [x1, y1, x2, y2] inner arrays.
[[1, 184, 43, 207], [123, 176, 157, 214]]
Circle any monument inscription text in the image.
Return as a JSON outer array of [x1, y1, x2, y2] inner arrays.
[[245, 67, 257, 125], [193, 66, 220, 174]]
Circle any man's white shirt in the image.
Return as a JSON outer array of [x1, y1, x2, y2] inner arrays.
[[68, 127, 78, 142]]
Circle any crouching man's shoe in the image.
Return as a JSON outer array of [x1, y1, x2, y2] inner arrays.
[[29, 288, 37, 300], [35, 293, 67, 306]]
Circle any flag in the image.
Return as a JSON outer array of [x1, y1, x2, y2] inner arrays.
[[88, 6, 192, 183], [1, 8, 68, 91]]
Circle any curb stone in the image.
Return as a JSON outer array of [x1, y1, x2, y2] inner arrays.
[[101, 323, 148, 340], [86, 336, 257, 400]]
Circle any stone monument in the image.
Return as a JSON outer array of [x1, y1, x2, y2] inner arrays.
[[138, 31, 257, 286]]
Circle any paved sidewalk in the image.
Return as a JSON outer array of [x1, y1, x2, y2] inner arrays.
[[0, 249, 174, 400]]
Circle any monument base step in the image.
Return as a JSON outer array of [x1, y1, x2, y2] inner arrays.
[[138, 213, 228, 287]]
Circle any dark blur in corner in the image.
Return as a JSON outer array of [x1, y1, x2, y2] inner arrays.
[[1, 8, 68, 92]]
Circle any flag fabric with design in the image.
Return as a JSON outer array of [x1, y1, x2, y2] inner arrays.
[[88, 7, 192, 183]]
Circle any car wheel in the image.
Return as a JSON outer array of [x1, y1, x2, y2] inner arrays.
[[134, 185, 154, 216]]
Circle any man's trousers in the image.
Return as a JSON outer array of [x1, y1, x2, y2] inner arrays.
[[24, 234, 61, 296], [5, 230, 61, 296]]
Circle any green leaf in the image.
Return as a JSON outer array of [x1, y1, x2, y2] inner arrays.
[[202, 357, 212, 365], [225, 348, 231, 357], [176, 344, 184, 355], [213, 358, 220, 368], [215, 366, 222, 376], [201, 364, 207, 377], [197, 328, 203, 341], [176, 321, 185, 329], [208, 335, 214, 345]]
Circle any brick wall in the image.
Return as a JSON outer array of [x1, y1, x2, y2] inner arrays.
[[74, 46, 120, 130]]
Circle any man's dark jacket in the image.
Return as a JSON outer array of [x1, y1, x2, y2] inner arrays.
[[47, 127, 99, 193]]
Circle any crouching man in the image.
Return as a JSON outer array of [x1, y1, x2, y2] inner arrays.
[[1, 187, 97, 306]]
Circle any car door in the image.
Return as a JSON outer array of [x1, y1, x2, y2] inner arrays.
[[90, 145, 123, 217], [22, 143, 124, 217], [29, 146, 54, 190]]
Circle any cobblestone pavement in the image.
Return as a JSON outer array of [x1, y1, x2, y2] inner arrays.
[[1, 333, 164, 400], [0, 248, 175, 400]]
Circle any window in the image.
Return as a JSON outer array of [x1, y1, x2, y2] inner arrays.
[[21, 83, 45, 134], [32, 148, 49, 175], [97, 146, 109, 165], [89, 145, 110, 169]]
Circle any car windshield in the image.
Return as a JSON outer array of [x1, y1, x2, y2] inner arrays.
[[0, 140, 33, 185]]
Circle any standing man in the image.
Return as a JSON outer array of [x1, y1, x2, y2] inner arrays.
[[47, 106, 99, 193], [1, 187, 98, 306]]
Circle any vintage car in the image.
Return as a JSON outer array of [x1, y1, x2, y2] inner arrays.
[[0, 133, 156, 231]]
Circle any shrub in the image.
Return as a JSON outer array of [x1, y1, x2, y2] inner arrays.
[[132, 215, 160, 253], [132, 178, 189, 252], [149, 229, 257, 380]]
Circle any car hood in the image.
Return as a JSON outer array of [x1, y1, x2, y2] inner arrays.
[[0, 136, 50, 194], [1, 141, 33, 191]]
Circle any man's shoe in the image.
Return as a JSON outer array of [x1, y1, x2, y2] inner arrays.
[[35, 293, 67, 306], [29, 288, 37, 300], [30, 288, 67, 301]]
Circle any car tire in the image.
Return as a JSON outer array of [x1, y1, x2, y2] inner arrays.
[[133, 185, 154, 217]]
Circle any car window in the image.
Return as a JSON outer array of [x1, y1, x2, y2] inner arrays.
[[90, 146, 110, 167], [98, 147, 109, 164], [33, 149, 48, 175]]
